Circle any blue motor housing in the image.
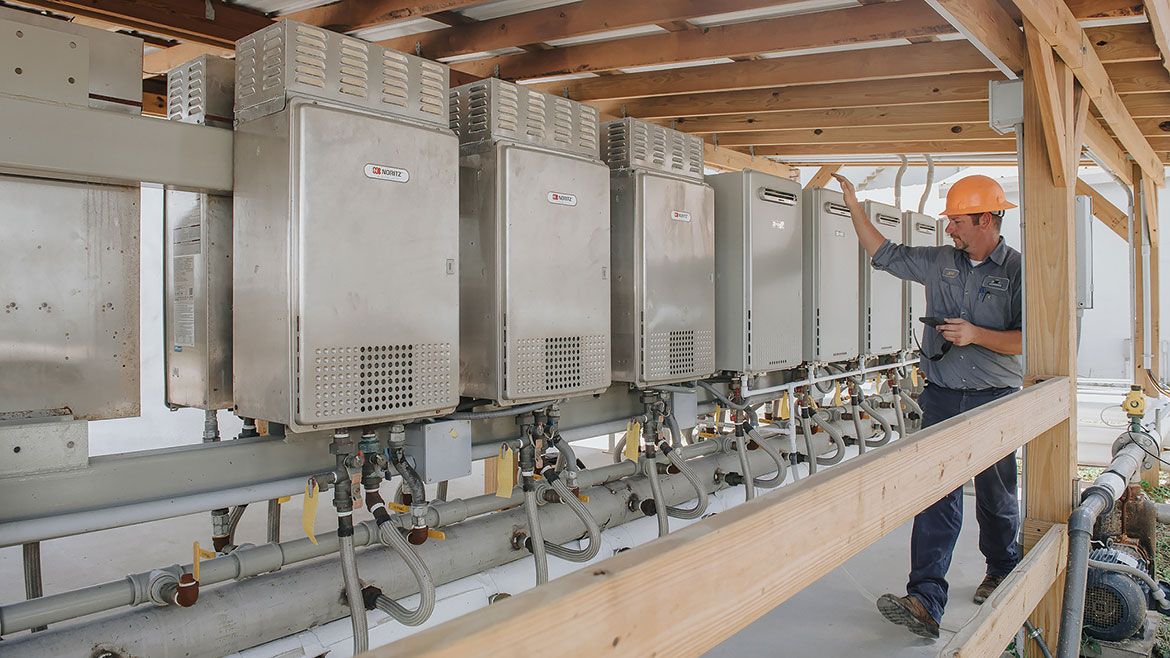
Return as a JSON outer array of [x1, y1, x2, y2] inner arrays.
[[1084, 547, 1149, 642]]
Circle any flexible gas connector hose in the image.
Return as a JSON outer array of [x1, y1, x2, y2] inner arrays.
[[612, 431, 629, 463], [858, 398, 893, 447], [538, 473, 601, 562], [367, 491, 435, 626], [799, 410, 818, 475], [899, 390, 923, 419], [523, 488, 549, 584], [810, 411, 846, 466], [734, 431, 756, 500], [892, 388, 908, 440], [665, 411, 686, 450], [852, 409, 867, 455], [658, 441, 708, 518], [644, 455, 671, 537], [338, 532, 368, 653], [746, 427, 787, 488]]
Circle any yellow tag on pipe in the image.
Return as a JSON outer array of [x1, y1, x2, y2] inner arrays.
[[910, 366, 919, 387], [277, 496, 291, 504], [625, 421, 641, 462], [428, 529, 446, 540], [386, 501, 409, 513], [494, 444, 515, 499], [874, 377, 883, 393], [833, 381, 843, 407], [779, 391, 790, 420], [578, 494, 590, 503], [303, 479, 319, 545]]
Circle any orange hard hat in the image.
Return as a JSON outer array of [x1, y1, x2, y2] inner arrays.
[[940, 175, 1017, 217]]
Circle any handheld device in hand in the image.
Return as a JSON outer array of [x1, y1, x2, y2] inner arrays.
[[919, 316, 947, 328]]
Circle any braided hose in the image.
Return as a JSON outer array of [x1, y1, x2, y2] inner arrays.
[[540, 474, 601, 562], [374, 521, 436, 626], [659, 441, 709, 518], [734, 431, 756, 500], [747, 427, 787, 488], [523, 488, 549, 584], [644, 456, 671, 537]]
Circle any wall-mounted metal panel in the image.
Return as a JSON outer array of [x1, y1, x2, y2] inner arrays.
[[802, 187, 859, 363], [611, 169, 716, 386], [862, 200, 904, 356], [0, 175, 140, 420], [233, 99, 460, 432], [902, 211, 942, 350], [709, 169, 802, 374]]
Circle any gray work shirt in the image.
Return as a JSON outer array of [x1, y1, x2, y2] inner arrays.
[[871, 237, 1023, 390]]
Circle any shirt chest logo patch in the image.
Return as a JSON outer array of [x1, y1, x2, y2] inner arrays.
[[942, 268, 960, 279], [982, 276, 1009, 291]]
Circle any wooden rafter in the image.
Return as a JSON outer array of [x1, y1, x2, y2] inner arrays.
[[281, 0, 488, 33], [805, 165, 842, 189], [373, 379, 1070, 658], [1124, 92, 1170, 116], [142, 43, 233, 77], [1084, 116, 1136, 185], [702, 143, 793, 179], [1066, 0, 1145, 20], [450, 0, 958, 80], [377, 0, 804, 61], [1144, 0, 1170, 80], [1107, 61, 1170, 93], [1013, 0, 1164, 184], [592, 72, 1001, 120], [1075, 178, 1130, 240], [714, 122, 1003, 147], [12, 0, 269, 48], [924, 0, 1026, 76], [668, 101, 991, 134], [530, 40, 994, 102]]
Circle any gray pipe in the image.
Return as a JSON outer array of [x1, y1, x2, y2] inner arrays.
[[746, 426, 787, 488], [899, 390, 923, 419], [799, 410, 818, 475], [852, 406, 868, 455], [441, 399, 558, 421], [892, 391, 908, 440], [374, 520, 436, 626], [1056, 441, 1147, 658], [338, 532, 369, 654], [894, 154, 908, 208], [734, 431, 756, 500]]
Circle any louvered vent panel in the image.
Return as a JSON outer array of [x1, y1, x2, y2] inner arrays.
[[292, 25, 327, 89], [449, 78, 600, 157], [419, 61, 446, 116], [381, 50, 408, 107], [311, 343, 452, 421], [337, 36, 368, 99], [600, 117, 704, 182], [514, 335, 607, 397]]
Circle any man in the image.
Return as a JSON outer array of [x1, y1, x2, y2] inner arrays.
[[831, 172, 1024, 639]]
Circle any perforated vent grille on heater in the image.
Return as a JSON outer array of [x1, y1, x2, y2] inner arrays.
[[514, 335, 607, 397], [601, 118, 704, 181], [311, 343, 452, 420], [646, 329, 714, 381]]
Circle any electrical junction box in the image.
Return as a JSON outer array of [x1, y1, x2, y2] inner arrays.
[[232, 22, 460, 432], [603, 118, 716, 387], [902, 211, 943, 351], [164, 56, 235, 410], [403, 420, 472, 484], [452, 78, 611, 404], [708, 169, 802, 374], [670, 389, 699, 431], [0, 12, 142, 421], [802, 187, 860, 364], [861, 200, 904, 357]]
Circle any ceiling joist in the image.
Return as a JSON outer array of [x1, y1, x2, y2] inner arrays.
[[713, 123, 1003, 147], [742, 140, 1019, 156], [924, 0, 1026, 76], [281, 0, 489, 33], [667, 101, 992, 134], [13, 0, 269, 48]]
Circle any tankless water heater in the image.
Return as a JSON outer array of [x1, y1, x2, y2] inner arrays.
[[861, 200, 903, 357], [708, 169, 802, 374], [164, 55, 235, 411], [232, 22, 460, 432], [452, 78, 611, 404], [603, 118, 715, 387], [802, 187, 859, 364], [902, 211, 943, 351]]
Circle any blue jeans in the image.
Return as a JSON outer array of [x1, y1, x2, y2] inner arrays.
[[906, 384, 1022, 622]]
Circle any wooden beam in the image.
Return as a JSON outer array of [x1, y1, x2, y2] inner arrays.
[[143, 43, 233, 77], [1108, 61, 1170, 94], [594, 72, 1001, 120], [1025, 20, 1073, 187], [924, 0, 1027, 76], [142, 90, 167, 118], [1075, 178, 1129, 239], [805, 165, 841, 189], [13, 0, 269, 48], [669, 101, 991, 134], [281, 0, 488, 33], [744, 140, 1019, 156], [378, 0, 802, 61], [1069, 84, 1091, 182], [1144, 0, 1170, 80], [1022, 56, 1080, 652], [374, 379, 1071, 658], [940, 524, 1068, 658], [702, 143, 794, 180], [1084, 117, 1136, 186], [1066, 0, 1145, 20], [714, 122, 1004, 146], [530, 39, 992, 103], [452, 0, 957, 80], [1085, 23, 1163, 64], [1136, 116, 1170, 135], [1122, 92, 1170, 118], [1014, 0, 1165, 184]]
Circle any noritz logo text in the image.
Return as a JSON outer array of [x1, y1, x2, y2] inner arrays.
[[671, 210, 692, 222], [548, 192, 577, 206], [364, 164, 409, 183]]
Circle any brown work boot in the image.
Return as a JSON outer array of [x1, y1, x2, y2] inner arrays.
[[973, 574, 1004, 604], [876, 593, 940, 639]]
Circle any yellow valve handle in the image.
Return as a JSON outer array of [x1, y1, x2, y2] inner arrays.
[[277, 496, 291, 504], [428, 529, 446, 540], [874, 377, 883, 393], [833, 381, 843, 407], [192, 541, 215, 581], [779, 392, 791, 420], [495, 444, 515, 499], [625, 420, 642, 462], [577, 494, 590, 503], [910, 366, 919, 388], [303, 478, 319, 546], [386, 501, 410, 513]]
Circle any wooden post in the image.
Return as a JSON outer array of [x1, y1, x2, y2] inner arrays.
[[1022, 53, 1078, 653]]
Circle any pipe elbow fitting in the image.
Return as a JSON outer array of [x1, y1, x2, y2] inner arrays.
[[175, 573, 199, 608]]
